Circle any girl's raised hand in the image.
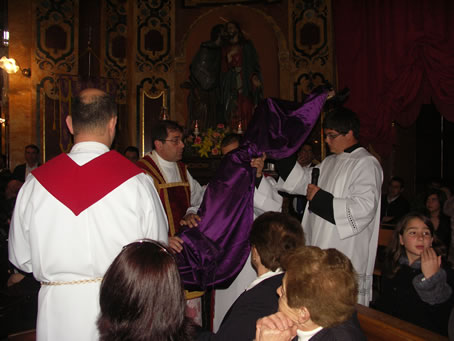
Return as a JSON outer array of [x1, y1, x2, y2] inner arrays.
[[420, 247, 441, 280]]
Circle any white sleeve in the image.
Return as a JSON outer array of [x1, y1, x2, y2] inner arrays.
[[253, 176, 283, 217], [333, 156, 383, 239], [277, 162, 312, 195], [186, 170, 206, 215], [140, 174, 169, 244], [8, 181, 33, 273]]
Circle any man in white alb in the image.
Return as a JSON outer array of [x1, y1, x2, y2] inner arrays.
[[9, 88, 168, 341], [277, 106, 383, 305]]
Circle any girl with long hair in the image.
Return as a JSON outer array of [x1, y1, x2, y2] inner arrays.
[[376, 212, 454, 336]]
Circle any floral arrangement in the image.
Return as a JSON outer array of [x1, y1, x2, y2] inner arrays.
[[185, 124, 231, 158]]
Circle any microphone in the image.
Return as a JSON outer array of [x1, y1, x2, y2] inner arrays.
[[311, 168, 320, 186]]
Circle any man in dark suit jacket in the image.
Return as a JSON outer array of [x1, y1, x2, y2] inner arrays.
[[12, 144, 40, 182], [197, 212, 304, 341], [198, 274, 283, 341]]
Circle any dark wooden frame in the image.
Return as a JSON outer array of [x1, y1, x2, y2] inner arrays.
[[184, 0, 280, 7]]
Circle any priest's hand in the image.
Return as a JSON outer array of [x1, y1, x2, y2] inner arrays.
[[251, 153, 266, 178], [306, 184, 320, 201], [169, 236, 184, 253], [327, 89, 335, 99], [180, 213, 201, 227]]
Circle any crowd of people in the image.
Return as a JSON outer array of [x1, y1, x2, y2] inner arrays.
[[1, 87, 453, 340]]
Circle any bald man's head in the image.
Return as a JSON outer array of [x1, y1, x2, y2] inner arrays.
[[70, 88, 117, 135]]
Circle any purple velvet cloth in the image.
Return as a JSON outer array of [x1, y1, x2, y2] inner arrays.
[[177, 92, 328, 290]]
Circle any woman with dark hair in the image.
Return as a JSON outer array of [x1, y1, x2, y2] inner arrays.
[[375, 212, 454, 336], [425, 188, 451, 253], [198, 212, 304, 341], [97, 239, 197, 341]]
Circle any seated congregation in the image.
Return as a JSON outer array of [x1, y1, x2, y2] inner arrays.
[[100, 211, 453, 341], [97, 212, 366, 341]]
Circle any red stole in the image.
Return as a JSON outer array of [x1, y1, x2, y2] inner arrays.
[[137, 154, 190, 236], [32, 151, 142, 216]]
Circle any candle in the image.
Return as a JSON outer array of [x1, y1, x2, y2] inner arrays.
[[237, 122, 243, 134], [161, 107, 168, 120], [194, 120, 199, 135]]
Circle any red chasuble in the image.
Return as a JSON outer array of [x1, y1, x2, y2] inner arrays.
[[137, 154, 191, 236], [32, 151, 143, 216], [137, 155, 202, 299]]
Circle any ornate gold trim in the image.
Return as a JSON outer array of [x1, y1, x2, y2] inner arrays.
[[158, 182, 190, 189], [140, 89, 167, 156], [40, 88, 46, 162]]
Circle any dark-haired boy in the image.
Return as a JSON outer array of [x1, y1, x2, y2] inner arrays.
[[277, 106, 383, 306]]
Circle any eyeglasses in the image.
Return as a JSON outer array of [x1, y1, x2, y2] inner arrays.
[[324, 132, 344, 140], [160, 138, 184, 145]]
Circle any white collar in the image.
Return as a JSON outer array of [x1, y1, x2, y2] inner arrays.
[[296, 326, 323, 341], [152, 150, 177, 168], [246, 268, 283, 291], [70, 141, 110, 154]]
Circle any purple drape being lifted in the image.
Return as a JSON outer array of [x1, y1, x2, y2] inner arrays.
[[176, 91, 328, 291]]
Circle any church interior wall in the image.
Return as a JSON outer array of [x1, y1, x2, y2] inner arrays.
[[2, 0, 446, 197], [6, 0, 34, 171]]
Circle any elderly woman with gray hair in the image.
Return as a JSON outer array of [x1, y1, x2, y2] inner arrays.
[[256, 246, 366, 341]]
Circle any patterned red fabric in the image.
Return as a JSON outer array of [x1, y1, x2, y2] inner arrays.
[[32, 151, 143, 216], [136, 154, 191, 236]]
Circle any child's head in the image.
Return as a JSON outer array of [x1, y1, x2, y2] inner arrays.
[[397, 213, 434, 264], [425, 188, 447, 216], [386, 212, 443, 274]]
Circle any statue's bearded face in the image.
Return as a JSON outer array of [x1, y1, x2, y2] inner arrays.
[[227, 23, 238, 40]]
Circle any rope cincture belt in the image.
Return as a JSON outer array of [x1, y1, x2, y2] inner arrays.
[[40, 277, 103, 286]]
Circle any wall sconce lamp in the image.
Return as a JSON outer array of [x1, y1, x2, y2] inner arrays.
[[0, 56, 31, 77]]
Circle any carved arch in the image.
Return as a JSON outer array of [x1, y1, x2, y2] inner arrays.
[[178, 6, 289, 63], [174, 5, 292, 125], [177, 5, 290, 97]]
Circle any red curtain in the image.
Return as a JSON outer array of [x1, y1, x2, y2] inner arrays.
[[333, 0, 454, 156]]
